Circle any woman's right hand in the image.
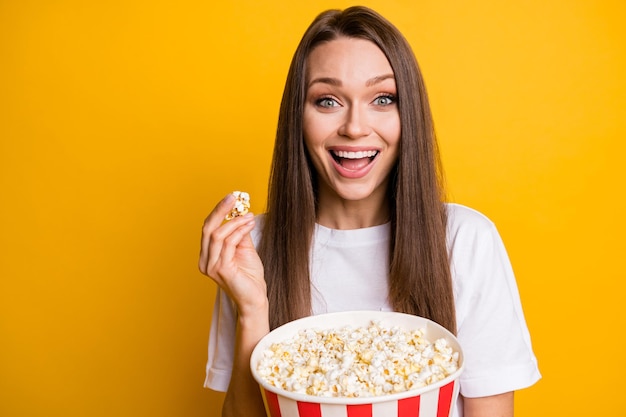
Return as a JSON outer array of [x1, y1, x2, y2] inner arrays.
[[198, 193, 267, 316]]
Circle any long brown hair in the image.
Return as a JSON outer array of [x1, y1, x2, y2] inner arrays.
[[258, 6, 456, 334]]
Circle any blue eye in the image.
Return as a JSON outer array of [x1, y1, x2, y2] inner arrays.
[[316, 97, 338, 108], [373, 95, 396, 106]]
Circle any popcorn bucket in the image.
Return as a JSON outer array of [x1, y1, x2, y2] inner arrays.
[[250, 311, 464, 417]]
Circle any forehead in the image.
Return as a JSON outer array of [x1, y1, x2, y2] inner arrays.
[[305, 37, 394, 83]]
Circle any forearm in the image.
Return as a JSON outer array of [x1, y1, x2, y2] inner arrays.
[[222, 303, 270, 417], [463, 392, 514, 417]]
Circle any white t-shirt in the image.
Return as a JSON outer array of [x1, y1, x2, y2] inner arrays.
[[204, 203, 541, 416]]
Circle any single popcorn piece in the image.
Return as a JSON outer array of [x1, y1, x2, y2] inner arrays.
[[256, 321, 459, 398], [225, 191, 250, 220]]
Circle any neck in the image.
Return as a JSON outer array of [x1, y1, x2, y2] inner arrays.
[[316, 189, 391, 230]]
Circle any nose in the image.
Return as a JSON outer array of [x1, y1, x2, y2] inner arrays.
[[338, 105, 372, 139]]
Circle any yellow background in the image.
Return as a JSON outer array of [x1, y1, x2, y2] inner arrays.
[[1, 0, 624, 416]]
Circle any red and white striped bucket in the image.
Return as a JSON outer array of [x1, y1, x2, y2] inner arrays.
[[260, 379, 459, 417], [251, 311, 464, 417]]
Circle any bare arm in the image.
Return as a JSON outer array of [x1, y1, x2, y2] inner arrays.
[[222, 308, 270, 417], [199, 193, 269, 417], [463, 392, 514, 417]]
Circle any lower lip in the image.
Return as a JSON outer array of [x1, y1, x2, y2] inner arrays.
[[330, 155, 378, 179]]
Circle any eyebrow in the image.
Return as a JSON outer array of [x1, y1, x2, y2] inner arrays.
[[308, 73, 395, 88], [365, 74, 395, 87]]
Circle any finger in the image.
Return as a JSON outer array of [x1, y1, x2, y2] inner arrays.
[[200, 210, 253, 264], [202, 213, 255, 276], [220, 216, 256, 265], [203, 193, 237, 232], [199, 193, 239, 272]]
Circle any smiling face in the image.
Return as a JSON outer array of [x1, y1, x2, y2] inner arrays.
[[303, 37, 401, 221]]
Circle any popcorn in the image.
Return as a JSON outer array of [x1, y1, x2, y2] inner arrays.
[[256, 321, 459, 398], [225, 191, 250, 220]]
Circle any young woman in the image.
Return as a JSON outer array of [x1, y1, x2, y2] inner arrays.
[[199, 6, 540, 417]]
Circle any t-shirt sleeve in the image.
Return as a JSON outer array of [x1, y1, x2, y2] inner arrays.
[[448, 205, 541, 398], [204, 288, 237, 392]]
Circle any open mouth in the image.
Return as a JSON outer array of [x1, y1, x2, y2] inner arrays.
[[330, 150, 379, 170]]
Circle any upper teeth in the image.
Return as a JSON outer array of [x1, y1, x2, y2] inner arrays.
[[333, 150, 378, 159]]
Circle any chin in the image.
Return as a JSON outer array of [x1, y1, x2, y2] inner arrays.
[[333, 184, 381, 202]]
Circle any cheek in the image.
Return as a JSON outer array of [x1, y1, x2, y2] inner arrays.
[[371, 107, 401, 135], [302, 111, 328, 149], [380, 116, 401, 147], [302, 109, 314, 146], [382, 117, 401, 163], [388, 113, 402, 138], [389, 115, 402, 145], [302, 116, 324, 169]]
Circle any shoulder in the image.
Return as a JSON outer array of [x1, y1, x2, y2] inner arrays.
[[445, 203, 497, 238], [444, 203, 508, 268]]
